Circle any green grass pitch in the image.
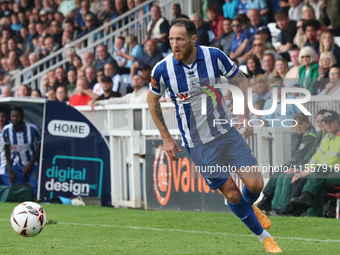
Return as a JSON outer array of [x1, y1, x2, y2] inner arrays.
[[1, 202, 340, 254]]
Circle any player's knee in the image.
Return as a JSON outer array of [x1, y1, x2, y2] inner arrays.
[[248, 179, 264, 194], [221, 187, 242, 203]]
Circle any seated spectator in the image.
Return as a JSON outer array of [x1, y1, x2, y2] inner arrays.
[[308, 0, 322, 19], [190, 13, 210, 46], [172, 3, 189, 21], [298, 46, 319, 94], [301, 4, 316, 20], [230, 17, 248, 59], [261, 77, 301, 127], [141, 5, 170, 53], [130, 39, 163, 77], [75, 0, 97, 30], [104, 62, 126, 96], [19, 54, 35, 88], [88, 76, 121, 108], [284, 48, 301, 84], [72, 55, 83, 72], [48, 20, 63, 45], [275, 10, 297, 54], [247, 0, 269, 23], [112, 0, 129, 29], [302, 19, 320, 52], [237, 38, 267, 65], [59, 0, 77, 19], [318, 65, 340, 95], [257, 113, 317, 213], [7, 37, 22, 57], [97, 74, 148, 105], [246, 9, 271, 51], [112, 36, 128, 68], [246, 54, 265, 78], [120, 34, 144, 69], [31, 89, 42, 98], [54, 66, 68, 88], [69, 77, 92, 106], [46, 87, 57, 100], [1, 86, 13, 97], [97, 0, 114, 25], [313, 51, 336, 94], [64, 18, 81, 41], [288, 0, 304, 21], [17, 84, 30, 97], [222, 0, 238, 19], [18, 27, 34, 55], [95, 44, 118, 72], [43, 36, 62, 65], [319, 31, 340, 65], [56, 86, 69, 103], [77, 13, 103, 45], [207, 6, 224, 42], [263, 52, 275, 78], [211, 18, 234, 56], [10, 13, 22, 34], [85, 66, 97, 89], [66, 69, 77, 97], [81, 51, 97, 71], [252, 74, 271, 102], [273, 58, 289, 78], [290, 110, 340, 217], [92, 69, 105, 95], [138, 63, 152, 85]]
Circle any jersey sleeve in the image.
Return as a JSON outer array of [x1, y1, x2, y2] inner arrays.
[[216, 49, 239, 79], [149, 62, 166, 96]]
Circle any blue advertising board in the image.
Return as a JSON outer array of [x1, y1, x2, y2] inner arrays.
[[40, 101, 111, 206]]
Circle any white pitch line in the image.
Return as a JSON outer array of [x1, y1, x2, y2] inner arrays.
[[2, 219, 338, 243]]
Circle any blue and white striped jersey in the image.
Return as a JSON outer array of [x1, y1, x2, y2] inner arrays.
[[149, 45, 239, 148], [0, 131, 6, 174], [3, 122, 41, 167]]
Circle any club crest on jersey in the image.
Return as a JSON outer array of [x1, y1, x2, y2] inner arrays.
[[150, 76, 159, 89], [188, 71, 195, 78]]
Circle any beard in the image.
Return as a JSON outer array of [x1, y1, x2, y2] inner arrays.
[[172, 42, 194, 62]]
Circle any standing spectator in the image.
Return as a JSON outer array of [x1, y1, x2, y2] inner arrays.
[[172, 3, 189, 21], [298, 46, 319, 94], [95, 44, 118, 71], [263, 52, 275, 78], [69, 77, 92, 106], [88, 76, 121, 108], [275, 11, 297, 54], [190, 13, 210, 46], [104, 62, 126, 96], [0, 107, 9, 186], [207, 6, 224, 42], [319, 31, 340, 65], [223, 0, 238, 19], [141, 5, 170, 53], [288, 0, 304, 21], [3, 107, 41, 196]]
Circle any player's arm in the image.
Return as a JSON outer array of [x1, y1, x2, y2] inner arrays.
[[23, 144, 41, 175], [4, 143, 15, 184], [229, 69, 253, 138], [147, 90, 181, 161]]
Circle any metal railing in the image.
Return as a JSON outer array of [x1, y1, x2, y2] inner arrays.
[[10, 0, 190, 94]]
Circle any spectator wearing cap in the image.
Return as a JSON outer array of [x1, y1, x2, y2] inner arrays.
[[290, 110, 340, 217], [275, 11, 297, 54], [190, 13, 210, 46], [88, 75, 122, 108], [97, 74, 148, 106], [318, 65, 340, 95]]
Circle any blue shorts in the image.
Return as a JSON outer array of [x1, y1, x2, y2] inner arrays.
[[0, 170, 10, 186], [189, 127, 257, 190], [12, 164, 39, 189]]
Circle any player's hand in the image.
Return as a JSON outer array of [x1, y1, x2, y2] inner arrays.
[[9, 168, 16, 185], [163, 136, 182, 161], [23, 161, 34, 175], [235, 116, 253, 138], [291, 172, 302, 183]]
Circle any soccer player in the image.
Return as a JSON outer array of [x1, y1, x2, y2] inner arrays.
[[147, 18, 282, 253], [3, 107, 41, 196]]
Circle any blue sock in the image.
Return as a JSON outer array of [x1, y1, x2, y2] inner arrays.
[[228, 197, 263, 235], [242, 185, 260, 205]]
